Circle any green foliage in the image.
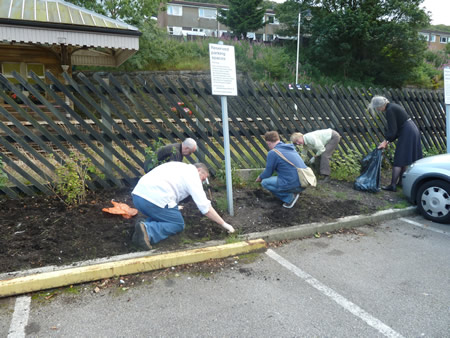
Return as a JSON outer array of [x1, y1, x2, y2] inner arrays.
[[330, 149, 363, 182], [423, 146, 446, 157], [214, 196, 228, 213], [215, 162, 244, 188], [277, 0, 430, 87], [65, 0, 162, 27], [0, 157, 8, 187], [218, 0, 267, 39], [144, 138, 166, 170], [51, 152, 103, 206]]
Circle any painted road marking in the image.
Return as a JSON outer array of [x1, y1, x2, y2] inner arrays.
[[266, 249, 404, 338], [400, 218, 449, 236], [8, 296, 31, 338]]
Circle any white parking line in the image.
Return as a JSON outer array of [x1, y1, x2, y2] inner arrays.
[[400, 218, 449, 235], [8, 296, 31, 338], [266, 249, 404, 338]]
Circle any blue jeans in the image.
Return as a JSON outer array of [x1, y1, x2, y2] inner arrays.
[[132, 195, 185, 244], [261, 176, 302, 203]]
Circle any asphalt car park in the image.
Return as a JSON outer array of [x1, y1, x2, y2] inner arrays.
[[2, 215, 449, 337]]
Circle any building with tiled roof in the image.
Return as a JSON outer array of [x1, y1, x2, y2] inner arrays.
[[0, 0, 141, 84]]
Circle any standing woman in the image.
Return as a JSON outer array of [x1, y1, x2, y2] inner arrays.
[[368, 96, 422, 192]]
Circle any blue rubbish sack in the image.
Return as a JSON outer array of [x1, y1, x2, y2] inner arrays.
[[354, 148, 382, 193]]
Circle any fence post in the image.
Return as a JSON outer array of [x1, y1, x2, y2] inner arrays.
[[101, 78, 113, 172]]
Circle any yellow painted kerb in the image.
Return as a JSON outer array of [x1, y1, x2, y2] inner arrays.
[[0, 239, 266, 298]]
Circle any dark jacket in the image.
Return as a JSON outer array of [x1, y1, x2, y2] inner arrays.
[[384, 103, 409, 142]]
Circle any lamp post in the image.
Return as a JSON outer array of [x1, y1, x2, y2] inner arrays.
[[295, 9, 312, 85]]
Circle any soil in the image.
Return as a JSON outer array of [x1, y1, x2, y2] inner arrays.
[[0, 177, 409, 274]]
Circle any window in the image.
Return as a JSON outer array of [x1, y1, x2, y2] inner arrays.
[[199, 8, 216, 19], [1, 62, 45, 84], [440, 36, 448, 43], [167, 5, 182, 16], [267, 16, 279, 25], [419, 33, 429, 41], [26, 64, 45, 83]]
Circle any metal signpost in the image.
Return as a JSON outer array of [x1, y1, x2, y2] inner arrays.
[[209, 41, 237, 216], [444, 67, 450, 153]]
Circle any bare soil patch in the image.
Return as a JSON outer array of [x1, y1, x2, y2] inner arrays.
[[0, 177, 409, 274]]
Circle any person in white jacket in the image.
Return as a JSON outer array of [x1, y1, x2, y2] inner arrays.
[[291, 129, 341, 181], [131, 162, 234, 249]]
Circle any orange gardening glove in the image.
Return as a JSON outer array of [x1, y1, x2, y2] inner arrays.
[[102, 200, 138, 219]]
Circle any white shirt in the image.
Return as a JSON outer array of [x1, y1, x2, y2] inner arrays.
[[132, 162, 211, 214]]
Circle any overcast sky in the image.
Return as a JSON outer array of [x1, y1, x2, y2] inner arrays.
[[270, 0, 450, 26]]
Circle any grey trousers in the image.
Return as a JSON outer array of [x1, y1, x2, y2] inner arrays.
[[319, 130, 341, 176]]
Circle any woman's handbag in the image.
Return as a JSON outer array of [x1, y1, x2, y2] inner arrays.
[[273, 149, 317, 188]]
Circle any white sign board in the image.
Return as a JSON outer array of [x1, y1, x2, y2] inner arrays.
[[445, 67, 450, 105], [209, 43, 237, 96]]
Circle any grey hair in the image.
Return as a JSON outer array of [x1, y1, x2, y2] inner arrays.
[[182, 138, 197, 151], [368, 96, 389, 111], [194, 162, 209, 175]]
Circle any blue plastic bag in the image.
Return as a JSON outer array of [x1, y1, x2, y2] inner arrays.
[[354, 149, 382, 193]]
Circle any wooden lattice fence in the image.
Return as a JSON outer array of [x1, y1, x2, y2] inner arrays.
[[0, 71, 446, 198]]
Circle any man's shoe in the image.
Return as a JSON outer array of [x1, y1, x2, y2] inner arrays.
[[283, 194, 300, 209], [381, 185, 396, 192], [132, 221, 152, 250]]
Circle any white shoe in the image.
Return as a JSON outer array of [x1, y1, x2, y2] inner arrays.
[[283, 194, 299, 209]]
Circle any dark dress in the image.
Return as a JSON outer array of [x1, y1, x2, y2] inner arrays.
[[384, 103, 422, 166]]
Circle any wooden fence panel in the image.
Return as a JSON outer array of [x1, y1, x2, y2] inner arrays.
[[0, 71, 446, 198]]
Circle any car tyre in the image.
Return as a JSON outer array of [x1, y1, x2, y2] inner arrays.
[[416, 180, 450, 224]]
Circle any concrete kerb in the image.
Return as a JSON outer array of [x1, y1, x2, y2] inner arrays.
[[0, 207, 416, 298], [242, 206, 417, 242], [0, 239, 267, 298]]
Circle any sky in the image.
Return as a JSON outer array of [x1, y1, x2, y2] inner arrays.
[[270, 0, 450, 26]]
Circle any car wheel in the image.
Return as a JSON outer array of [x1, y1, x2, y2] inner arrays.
[[416, 180, 450, 224]]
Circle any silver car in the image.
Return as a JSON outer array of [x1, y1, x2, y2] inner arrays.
[[402, 153, 450, 224]]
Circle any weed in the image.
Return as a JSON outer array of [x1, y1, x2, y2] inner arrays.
[[334, 191, 347, 200], [224, 232, 241, 244], [393, 201, 410, 209], [216, 162, 244, 188], [330, 149, 363, 182], [214, 196, 228, 213], [0, 156, 7, 187], [238, 253, 261, 264]]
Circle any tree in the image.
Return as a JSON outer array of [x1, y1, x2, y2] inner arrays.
[[218, 0, 267, 39], [65, 0, 162, 27], [276, 0, 430, 87]]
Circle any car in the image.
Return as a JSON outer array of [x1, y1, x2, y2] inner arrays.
[[402, 153, 450, 224]]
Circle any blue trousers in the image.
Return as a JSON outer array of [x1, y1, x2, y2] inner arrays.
[[132, 195, 185, 244], [261, 176, 302, 203]]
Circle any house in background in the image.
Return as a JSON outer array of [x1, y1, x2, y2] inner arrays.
[[419, 29, 450, 51], [158, 0, 281, 42], [0, 0, 141, 87]]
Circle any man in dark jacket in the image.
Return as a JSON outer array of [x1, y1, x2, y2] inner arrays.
[[144, 138, 197, 172], [256, 131, 306, 208]]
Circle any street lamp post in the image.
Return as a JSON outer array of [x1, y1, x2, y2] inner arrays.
[[295, 9, 312, 85]]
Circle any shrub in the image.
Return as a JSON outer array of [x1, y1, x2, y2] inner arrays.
[[51, 152, 103, 206], [330, 149, 363, 182]]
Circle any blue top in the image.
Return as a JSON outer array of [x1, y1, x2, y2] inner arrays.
[[259, 142, 306, 190]]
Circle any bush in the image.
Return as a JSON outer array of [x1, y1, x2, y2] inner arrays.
[[330, 149, 363, 182], [50, 152, 103, 206]]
